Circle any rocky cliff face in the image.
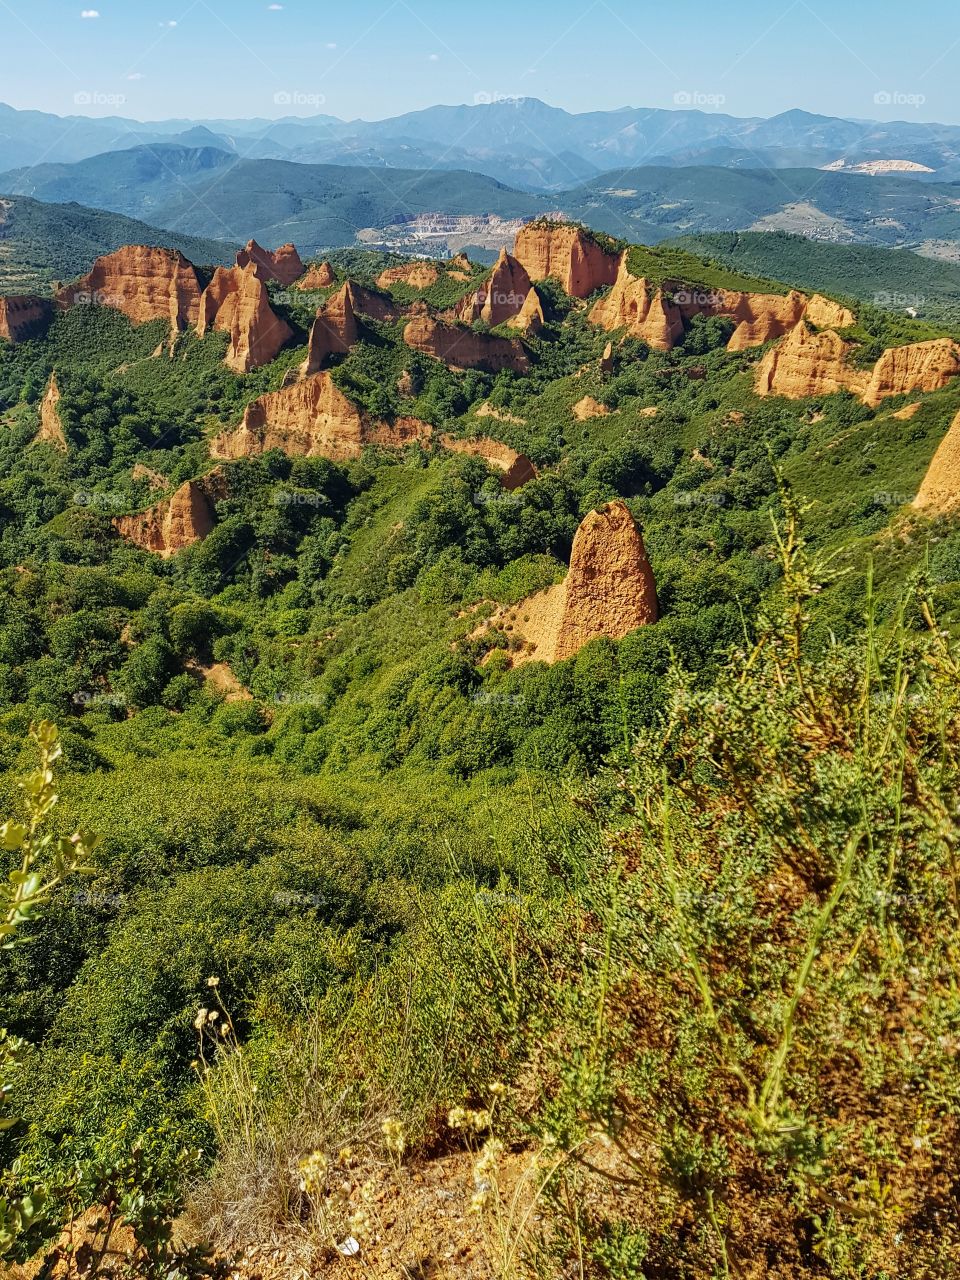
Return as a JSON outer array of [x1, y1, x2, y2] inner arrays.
[[589, 260, 855, 353], [377, 262, 440, 290], [722, 290, 809, 351], [456, 248, 535, 327], [507, 286, 545, 334], [757, 327, 960, 404], [56, 246, 203, 333], [588, 258, 684, 350], [484, 500, 657, 664], [236, 240, 304, 287], [303, 281, 362, 373], [113, 479, 215, 557], [211, 372, 430, 461], [513, 222, 620, 299], [36, 372, 66, 450], [755, 323, 866, 399], [296, 262, 335, 290], [197, 265, 293, 373], [914, 410, 960, 515], [439, 434, 537, 490], [863, 338, 960, 407], [403, 305, 529, 373], [0, 295, 52, 343]]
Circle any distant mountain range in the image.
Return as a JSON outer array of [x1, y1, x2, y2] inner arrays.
[[3, 99, 960, 191], [4, 146, 960, 256]]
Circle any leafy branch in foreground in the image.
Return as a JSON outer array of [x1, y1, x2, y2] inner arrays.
[[1, 721, 96, 1257], [528, 489, 960, 1279]]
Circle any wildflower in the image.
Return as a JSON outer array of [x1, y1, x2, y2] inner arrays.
[[206, 976, 220, 988], [474, 1139, 504, 1183], [470, 1109, 492, 1132], [298, 1150, 329, 1193], [447, 1106, 470, 1129], [382, 1117, 406, 1155], [194, 1008, 208, 1030], [469, 1186, 491, 1213], [488, 1081, 507, 1097]]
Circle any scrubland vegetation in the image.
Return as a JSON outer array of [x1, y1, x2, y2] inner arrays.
[[2, 238, 960, 1276]]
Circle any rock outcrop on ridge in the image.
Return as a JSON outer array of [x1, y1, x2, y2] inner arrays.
[[403, 305, 529, 373], [210, 372, 431, 462], [35, 372, 66, 450], [197, 265, 293, 373], [862, 338, 960, 407], [755, 324, 867, 399], [756, 327, 960, 404], [513, 222, 620, 299], [439, 435, 537, 490], [296, 262, 336, 290], [113, 479, 215, 557], [236, 240, 304, 287], [484, 500, 657, 665], [56, 246, 203, 334], [0, 295, 52, 343], [455, 248, 536, 328], [377, 262, 440, 290], [913, 410, 960, 515]]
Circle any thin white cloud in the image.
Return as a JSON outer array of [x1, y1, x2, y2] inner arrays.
[[428, 53, 440, 61], [80, 9, 100, 17], [267, 3, 284, 8], [126, 72, 145, 80]]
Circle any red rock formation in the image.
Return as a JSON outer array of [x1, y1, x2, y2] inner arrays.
[[210, 372, 431, 461], [804, 294, 856, 330], [56, 246, 202, 333], [303, 281, 361, 373], [507, 287, 545, 334], [484, 500, 657, 664], [440, 434, 537, 490], [296, 261, 336, 290], [914, 410, 960, 515], [589, 260, 685, 350], [573, 396, 610, 421], [236, 239, 304, 287], [0, 295, 52, 343], [514, 221, 620, 299], [600, 341, 615, 374], [755, 324, 866, 399], [197, 265, 293, 372], [113, 480, 215, 557], [722, 290, 808, 351], [36, 373, 66, 451], [456, 248, 535, 327], [863, 338, 960, 408], [377, 261, 440, 290], [403, 305, 529, 373]]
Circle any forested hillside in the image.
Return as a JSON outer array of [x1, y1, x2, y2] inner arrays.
[[2, 222, 960, 1278]]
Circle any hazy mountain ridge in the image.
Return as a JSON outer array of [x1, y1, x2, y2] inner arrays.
[[4, 98, 960, 190]]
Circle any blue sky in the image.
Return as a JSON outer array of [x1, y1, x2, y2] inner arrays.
[[1, 0, 957, 124]]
